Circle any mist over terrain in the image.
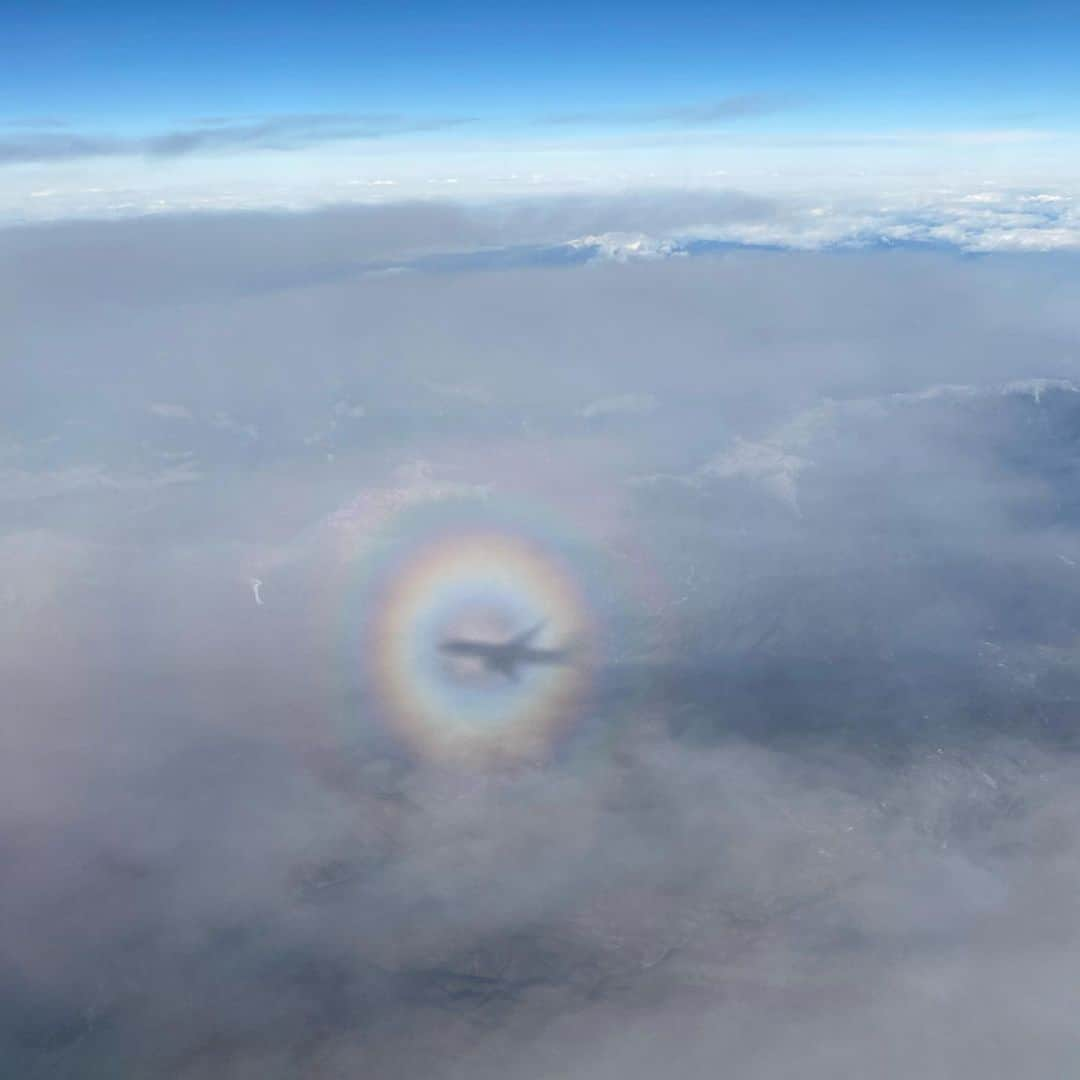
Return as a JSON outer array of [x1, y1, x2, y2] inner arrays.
[[5, 200, 1080, 1077]]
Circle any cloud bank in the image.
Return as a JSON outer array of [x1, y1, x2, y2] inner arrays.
[[3, 205, 1080, 1076]]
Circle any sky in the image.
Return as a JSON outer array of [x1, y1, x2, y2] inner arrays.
[[5, 2, 1078, 126], [6, 4, 1080, 1078], [4, 1, 1080, 221]]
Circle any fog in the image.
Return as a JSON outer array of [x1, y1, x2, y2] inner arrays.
[[4, 200, 1080, 1077]]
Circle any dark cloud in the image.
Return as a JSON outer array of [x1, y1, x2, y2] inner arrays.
[[0, 131, 124, 164], [143, 113, 471, 157], [0, 113, 471, 165], [4, 203, 1080, 1076], [0, 96, 792, 167]]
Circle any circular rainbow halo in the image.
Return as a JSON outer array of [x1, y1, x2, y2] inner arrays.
[[366, 529, 595, 763]]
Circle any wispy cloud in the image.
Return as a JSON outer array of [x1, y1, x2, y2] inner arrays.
[[0, 113, 471, 166], [0, 115, 71, 130], [539, 93, 797, 127], [0, 132, 123, 164]]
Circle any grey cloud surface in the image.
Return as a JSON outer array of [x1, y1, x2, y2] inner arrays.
[[4, 204, 1080, 1076], [0, 192, 781, 306]]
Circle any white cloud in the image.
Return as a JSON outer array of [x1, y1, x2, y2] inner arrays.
[[568, 231, 685, 262], [698, 437, 809, 513], [321, 461, 493, 555], [677, 187, 1080, 254], [686, 378, 1080, 514]]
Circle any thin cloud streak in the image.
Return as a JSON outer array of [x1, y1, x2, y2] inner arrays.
[[539, 94, 799, 127], [0, 97, 797, 167], [0, 113, 473, 166]]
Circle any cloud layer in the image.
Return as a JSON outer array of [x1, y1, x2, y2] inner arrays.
[[4, 207, 1080, 1075]]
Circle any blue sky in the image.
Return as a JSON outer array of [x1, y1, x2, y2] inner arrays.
[[5, 1, 1079, 132]]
